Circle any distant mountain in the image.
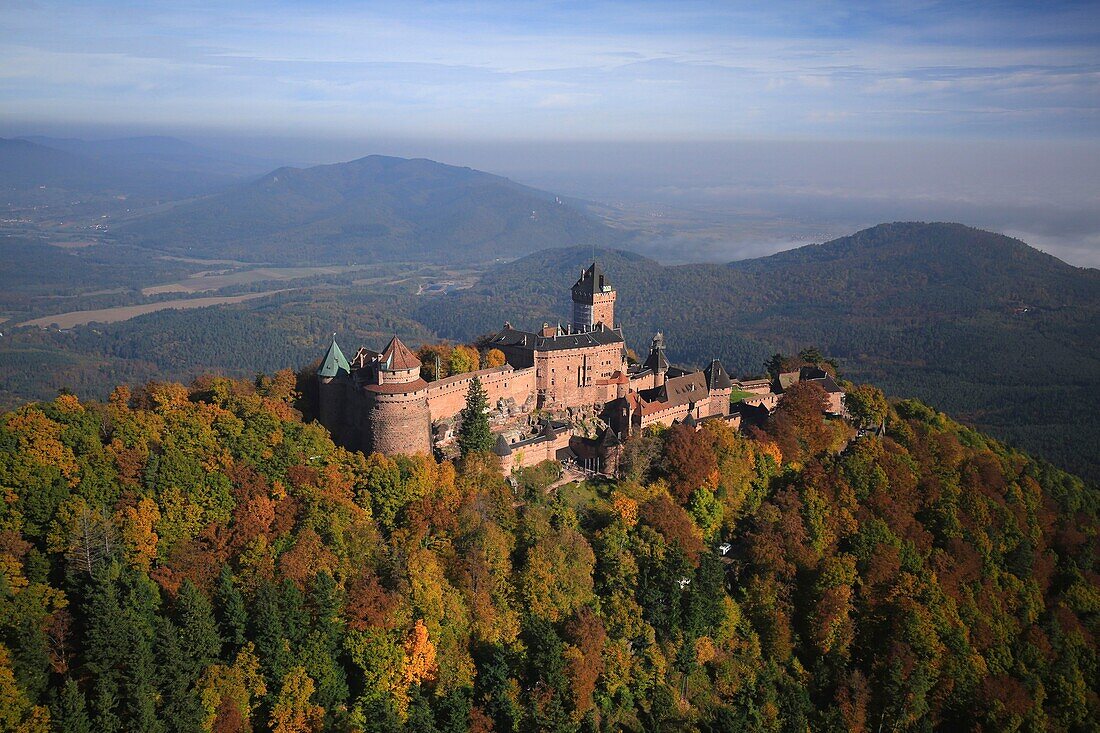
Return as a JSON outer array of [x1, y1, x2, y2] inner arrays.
[[20, 135, 278, 179], [115, 155, 629, 264], [0, 135, 252, 201], [416, 222, 1100, 479], [0, 137, 112, 189]]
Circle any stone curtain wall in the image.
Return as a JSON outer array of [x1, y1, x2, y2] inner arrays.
[[424, 366, 537, 422]]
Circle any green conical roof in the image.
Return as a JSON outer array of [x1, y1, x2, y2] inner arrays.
[[318, 335, 351, 378]]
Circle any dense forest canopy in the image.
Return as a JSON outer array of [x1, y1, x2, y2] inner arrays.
[[0, 367, 1096, 731]]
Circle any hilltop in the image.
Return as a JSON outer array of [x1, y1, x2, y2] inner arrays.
[[116, 155, 627, 264]]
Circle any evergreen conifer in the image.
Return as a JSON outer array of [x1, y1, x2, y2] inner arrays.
[[457, 377, 493, 457]]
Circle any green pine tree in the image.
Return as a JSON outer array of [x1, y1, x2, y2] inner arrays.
[[153, 618, 205, 733], [304, 572, 349, 724], [214, 566, 248, 654], [174, 580, 221, 676], [457, 376, 493, 457], [51, 678, 92, 733], [249, 581, 291, 707]]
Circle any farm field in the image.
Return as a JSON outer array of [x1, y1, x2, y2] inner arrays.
[[17, 290, 284, 328]]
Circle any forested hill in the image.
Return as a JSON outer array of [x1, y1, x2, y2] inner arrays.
[[117, 155, 627, 264], [0, 374, 1096, 731], [416, 223, 1100, 481]]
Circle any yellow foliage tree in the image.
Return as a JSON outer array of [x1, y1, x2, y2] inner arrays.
[[449, 345, 480, 375], [121, 497, 161, 570], [757, 441, 783, 467], [198, 643, 267, 732], [144, 381, 191, 411], [269, 667, 324, 733], [611, 493, 639, 528], [53, 393, 83, 414], [482, 349, 506, 369], [3, 407, 79, 486], [401, 619, 438, 687]]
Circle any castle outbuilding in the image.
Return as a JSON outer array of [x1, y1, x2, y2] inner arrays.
[[317, 262, 764, 472]]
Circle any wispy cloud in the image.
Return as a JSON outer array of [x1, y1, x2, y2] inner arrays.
[[1, 1, 1098, 140]]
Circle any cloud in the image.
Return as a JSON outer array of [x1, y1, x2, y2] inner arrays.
[[0, 1, 1097, 140], [535, 92, 599, 109]]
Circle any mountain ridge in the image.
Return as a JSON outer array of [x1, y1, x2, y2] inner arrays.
[[116, 154, 628, 264]]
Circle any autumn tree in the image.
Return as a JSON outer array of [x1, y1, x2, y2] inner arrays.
[[416, 345, 452, 382], [662, 424, 718, 504], [401, 619, 438, 688], [766, 381, 831, 464], [0, 644, 49, 733], [450, 345, 480, 376], [845, 384, 889, 432], [269, 667, 324, 733], [482, 349, 506, 369]]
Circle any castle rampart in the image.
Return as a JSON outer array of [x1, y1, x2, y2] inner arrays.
[[424, 365, 537, 420]]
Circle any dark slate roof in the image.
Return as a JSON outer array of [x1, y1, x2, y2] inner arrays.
[[493, 434, 512, 456], [703, 359, 732, 390], [317, 336, 351, 378], [778, 370, 800, 391], [663, 371, 709, 407], [643, 344, 669, 373], [800, 365, 828, 381], [638, 370, 709, 409], [597, 427, 621, 446], [682, 413, 698, 428], [571, 262, 612, 298], [807, 375, 844, 393], [489, 324, 623, 352]]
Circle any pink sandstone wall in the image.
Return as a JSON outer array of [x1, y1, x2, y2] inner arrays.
[[743, 393, 780, 411], [424, 365, 537, 422], [590, 291, 615, 327], [638, 402, 694, 430], [368, 391, 433, 455], [536, 342, 623, 409], [499, 430, 573, 473]]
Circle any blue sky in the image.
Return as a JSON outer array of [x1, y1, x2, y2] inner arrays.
[[2, 0, 1098, 141]]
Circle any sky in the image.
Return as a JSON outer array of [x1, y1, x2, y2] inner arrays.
[[3, 0, 1098, 141], [2, 1, 1099, 265]]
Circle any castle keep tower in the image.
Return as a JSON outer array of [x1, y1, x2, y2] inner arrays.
[[572, 262, 616, 331]]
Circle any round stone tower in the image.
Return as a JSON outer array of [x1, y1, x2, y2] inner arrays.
[[365, 335, 432, 455]]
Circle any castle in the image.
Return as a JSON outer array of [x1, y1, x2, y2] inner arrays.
[[317, 263, 815, 473]]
